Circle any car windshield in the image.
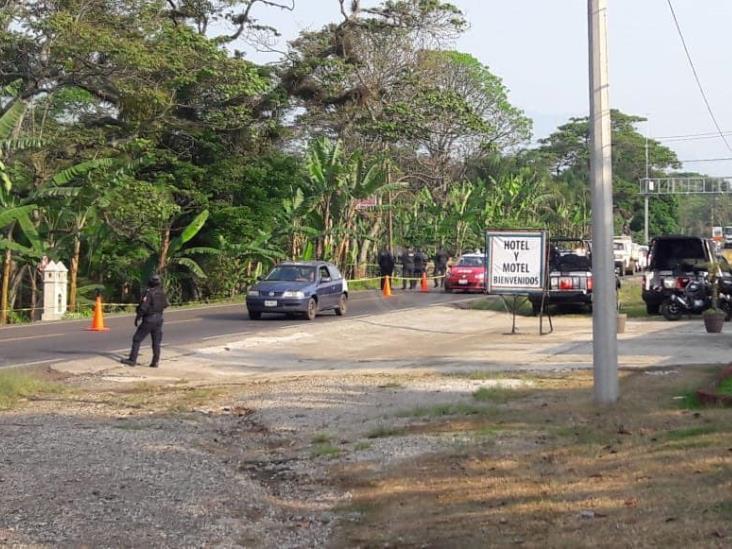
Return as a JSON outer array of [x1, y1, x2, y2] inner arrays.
[[458, 256, 484, 267], [265, 265, 316, 282], [650, 239, 707, 271], [613, 243, 624, 250], [725, 227, 732, 236]]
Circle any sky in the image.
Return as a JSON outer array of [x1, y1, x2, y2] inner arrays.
[[232, 0, 732, 177]]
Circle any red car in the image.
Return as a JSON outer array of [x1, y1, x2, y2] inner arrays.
[[445, 253, 486, 293]]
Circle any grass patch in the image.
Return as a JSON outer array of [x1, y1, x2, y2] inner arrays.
[[472, 386, 521, 404], [468, 296, 533, 315], [114, 383, 224, 412], [311, 432, 331, 444], [396, 403, 492, 418], [354, 442, 372, 451], [618, 277, 646, 318], [366, 425, 405, 439], [676, 390, 702, 410], [709, 500, 732, 519], [718, 376, 732, 396], [470, 425, 504, 438], [664, 425, 718, 440], [348, 279, 381, 291], [311, 442, 341, 459], [377, 382, 404, 389], [552, 425, 610, 445], [0, 371, 65, 410]]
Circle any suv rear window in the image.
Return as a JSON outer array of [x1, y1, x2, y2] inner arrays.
[[650, 238, 708, 271]]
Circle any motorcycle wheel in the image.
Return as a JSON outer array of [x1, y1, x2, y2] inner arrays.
[[660, 300, 683, 321]]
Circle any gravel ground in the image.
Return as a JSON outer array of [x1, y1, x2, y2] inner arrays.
[[0, 371, 520, 547]]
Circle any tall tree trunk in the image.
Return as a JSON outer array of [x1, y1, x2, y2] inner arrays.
[[69, 233, 81, 312], [357, 219, 381, 278], [0, 247, 11, 325], [158, 227, 171, 273], [29, 262, 37, 322], [9, 261, 22, 313]]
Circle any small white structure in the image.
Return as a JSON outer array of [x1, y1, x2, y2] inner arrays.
[[42, 260, 68, 321]]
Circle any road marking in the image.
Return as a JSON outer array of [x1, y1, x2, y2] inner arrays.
[[0, 358, 60, 369], [0, 332, 67, 343], [164, 318, 202, 325], [200, 296, 479, 341]]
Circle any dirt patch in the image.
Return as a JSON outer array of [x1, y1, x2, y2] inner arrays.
[[2, 367, 731, 547], [330, 368, 732, 548]]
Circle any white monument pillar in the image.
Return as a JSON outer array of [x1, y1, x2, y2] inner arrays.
[[42, 260, 68, 321]]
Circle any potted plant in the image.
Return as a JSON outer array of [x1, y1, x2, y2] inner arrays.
[[703, 259, 725, 333]]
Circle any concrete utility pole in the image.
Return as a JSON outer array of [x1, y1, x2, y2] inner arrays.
[[644, 128, 650, 245], [588, 0, 619, 404]]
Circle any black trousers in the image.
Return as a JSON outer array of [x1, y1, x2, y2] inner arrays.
[[402, 268, 414, 289], [379, 269, 394, 290], [129, 318, 163, 365], [412, 268, 423, 289], [434, 265, 447, 287]]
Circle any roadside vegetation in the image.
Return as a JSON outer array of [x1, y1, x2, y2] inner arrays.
[[0, 0, 698, 326], [0, 370, 65, 410]]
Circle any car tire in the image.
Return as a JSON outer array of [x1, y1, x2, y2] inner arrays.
[[645, 303, 660, 315], [248, 310, 261, 320], [444, 286, 452, 293], [335, 293, 348, 316], [531, 301, 543, 316], [660, 300, 682, 321], [305, 297, 318, 321]]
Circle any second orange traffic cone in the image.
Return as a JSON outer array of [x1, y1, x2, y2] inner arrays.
[[383, 275, 393, 298], [87, 295, 110, 332], [420, 272, 429, 292]]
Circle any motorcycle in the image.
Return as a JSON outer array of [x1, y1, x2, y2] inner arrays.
[[661, 276, 732, 321]]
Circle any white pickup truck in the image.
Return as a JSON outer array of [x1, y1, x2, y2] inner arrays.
[[613, 236, 639, 275]]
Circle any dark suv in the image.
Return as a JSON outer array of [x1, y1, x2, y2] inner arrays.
[[642, 236, 715, 315]]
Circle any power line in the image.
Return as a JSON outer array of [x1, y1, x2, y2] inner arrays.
[[666, 0, 732, 153], [657, 131, 732, 143], [678, 157, 732, 163]]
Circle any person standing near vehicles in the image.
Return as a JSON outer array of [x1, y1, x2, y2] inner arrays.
[[377, 248, 395, 290], [400, 247, 416, 290], [433, 248, 450, 287], [121, 274, 169, 368], [413, 248, 427, 288]]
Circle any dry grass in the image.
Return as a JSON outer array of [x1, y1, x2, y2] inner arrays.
[[107, 382, 227, 412], [0, 370, 66, 410], [332, 367, 732, 547]]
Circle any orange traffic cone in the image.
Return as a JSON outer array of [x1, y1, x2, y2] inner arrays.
[[383, 275, 393, 298], [87, 295, 110, 332], [420, 272, 429, 292]]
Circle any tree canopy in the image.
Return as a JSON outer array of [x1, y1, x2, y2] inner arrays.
[[0, 0, 708, 323]]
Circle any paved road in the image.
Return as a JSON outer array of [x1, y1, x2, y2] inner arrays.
[[0, 290, 479, 368]]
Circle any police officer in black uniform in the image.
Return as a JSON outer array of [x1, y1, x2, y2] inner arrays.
[[377, 248, 395, 290], [121, 274, 169, 368], [433, 248, 450, 287], [413, 248, 427, 287], [400, 247, 416, 290]]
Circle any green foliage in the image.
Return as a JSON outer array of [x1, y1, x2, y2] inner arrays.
[[538, 111, 681, 240], [0, 0, 707, 315]]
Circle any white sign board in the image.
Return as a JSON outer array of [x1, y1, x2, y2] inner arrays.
[[486, 231, 547, 294]]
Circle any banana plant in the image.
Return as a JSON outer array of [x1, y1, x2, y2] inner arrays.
[[140, 209, 218, 285]]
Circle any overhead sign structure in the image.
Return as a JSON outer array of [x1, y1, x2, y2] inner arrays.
[[485, 231, 547, 294]]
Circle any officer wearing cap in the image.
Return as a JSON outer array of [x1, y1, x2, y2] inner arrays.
[[121, 274, 169, 368]]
